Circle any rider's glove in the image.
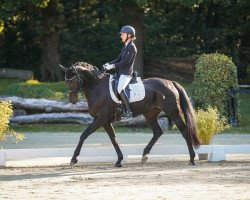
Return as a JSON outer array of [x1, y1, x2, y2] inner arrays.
[[103, 63, 115, 70], [102, 63, 109, 69]]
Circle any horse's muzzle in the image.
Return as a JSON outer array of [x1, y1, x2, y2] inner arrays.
[[69, 92, 78, 104]]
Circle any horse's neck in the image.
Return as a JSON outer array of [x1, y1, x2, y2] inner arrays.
[[84, 75, 109, 101], [83, 71, 107, 88], [78, 69, 99, 86]]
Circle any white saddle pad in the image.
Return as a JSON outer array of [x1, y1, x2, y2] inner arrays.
[[109, 75, 145, 104]]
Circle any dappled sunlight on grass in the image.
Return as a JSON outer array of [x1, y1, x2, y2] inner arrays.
[[0, 79, 68, 100]]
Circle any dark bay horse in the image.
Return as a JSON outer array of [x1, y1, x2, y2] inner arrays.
[[59, 62, 200, 167]]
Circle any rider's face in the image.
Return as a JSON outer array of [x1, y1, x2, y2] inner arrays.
[[120, 32, 131, 43]]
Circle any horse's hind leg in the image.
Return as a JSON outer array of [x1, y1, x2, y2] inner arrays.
[[103, 123, 123, 167], [142, 108, 163, 164], [170, 113, 196, 165]]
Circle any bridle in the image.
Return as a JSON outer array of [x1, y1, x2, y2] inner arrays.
[[65, 66, 84, 94], [65, 66, 106, 94]]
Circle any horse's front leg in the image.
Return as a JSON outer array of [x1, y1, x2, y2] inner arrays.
[[103, 123, 123, 167], [71, 118, 102, 166]]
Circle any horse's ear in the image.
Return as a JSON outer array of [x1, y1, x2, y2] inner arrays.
[[59, 64, 67, 73]]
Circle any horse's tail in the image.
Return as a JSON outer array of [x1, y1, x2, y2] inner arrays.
[[172, 81, 201, 148]]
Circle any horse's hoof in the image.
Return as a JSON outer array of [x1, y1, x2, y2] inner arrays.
[[70, 158, 78, 166], [141, 155, 148, 164], [114, 163, 122, 168], [188, 161, 196, 166]]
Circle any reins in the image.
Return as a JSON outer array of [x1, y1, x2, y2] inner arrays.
[[81, 70, 107, 92], [65, 67, 107, 94]]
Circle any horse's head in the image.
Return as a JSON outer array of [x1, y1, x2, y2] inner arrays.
[[59, 64, 82, 104], [59, 62, 100, 104]]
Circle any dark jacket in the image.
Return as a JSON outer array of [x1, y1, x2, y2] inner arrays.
[[110, 41, 137, 75]]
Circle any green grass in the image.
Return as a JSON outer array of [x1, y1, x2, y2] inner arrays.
[[10, 124, 153, 133], [0, 79, 20, 94], [227, 94, 250, 133], [0, 79, 68, 99], [239, 94, 250, 125]]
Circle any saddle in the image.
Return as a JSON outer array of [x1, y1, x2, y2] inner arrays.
[[109, 72, 145, 122], [109, 72, 145, 104]]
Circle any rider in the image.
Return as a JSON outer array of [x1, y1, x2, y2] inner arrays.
[[103, 25, 137, 119]]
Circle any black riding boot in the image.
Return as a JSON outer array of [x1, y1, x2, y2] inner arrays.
[[119, 90, 133, 119]]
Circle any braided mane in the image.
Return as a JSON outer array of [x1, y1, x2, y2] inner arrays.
[[73, 62, 100, 79]]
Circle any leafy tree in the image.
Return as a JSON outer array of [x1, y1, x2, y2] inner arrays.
[[0, 0, 249, 82], [40, 0, 63, 81], [0, 0, 63, 81], [60, 0, 121, 69], [120, 0, 145, 76], [0, 0, 45, 77], [60, 0, 145, 76], [143, 0, 250, 81]]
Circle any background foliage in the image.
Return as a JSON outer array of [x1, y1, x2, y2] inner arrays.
[[2, 79, 67, 99], [192, 53, 239, 118], [0, 0, 249, 82], [0, 100, 24, 141]]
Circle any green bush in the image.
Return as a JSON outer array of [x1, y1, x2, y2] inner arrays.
[[192, 53, 239, 118]]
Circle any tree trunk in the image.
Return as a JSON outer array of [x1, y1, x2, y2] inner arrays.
[[41, 0, 63, 81], [0, 97, 88, 113], [122, 3, 144, 77], [238, 30, 250, 80]]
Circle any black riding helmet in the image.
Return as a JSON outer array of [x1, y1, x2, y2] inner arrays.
[[120, 25, 136, 37], [120, 25, 136, 42]]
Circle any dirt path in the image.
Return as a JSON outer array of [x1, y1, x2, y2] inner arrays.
[[0, 156, 249, 200]]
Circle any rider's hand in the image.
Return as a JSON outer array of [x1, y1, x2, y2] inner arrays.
[[102, 63, 109, 69], [103, 63, 115, 70]]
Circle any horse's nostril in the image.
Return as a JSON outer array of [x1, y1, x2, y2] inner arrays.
[[69, 92, 78, 104], [70, 98, 77, 104]]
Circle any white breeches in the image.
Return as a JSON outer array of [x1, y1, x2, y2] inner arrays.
[[117, 74, 132, 94]]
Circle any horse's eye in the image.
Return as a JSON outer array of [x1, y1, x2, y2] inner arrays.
[[68, 69, 75, 76]]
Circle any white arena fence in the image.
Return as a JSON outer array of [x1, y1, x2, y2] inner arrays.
[[1, 144, 250, 167]]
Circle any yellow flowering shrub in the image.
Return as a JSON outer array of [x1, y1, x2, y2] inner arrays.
[[196, 106, 230, 145], [26, 79, 41, 85], [54, 92, 64, 99], [0, 20, 4, 34], [0, 101, 24, 142]]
